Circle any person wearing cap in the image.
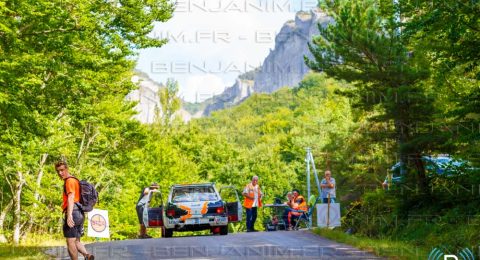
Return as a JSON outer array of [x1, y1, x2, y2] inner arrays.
[[136, 183, 159, 239]]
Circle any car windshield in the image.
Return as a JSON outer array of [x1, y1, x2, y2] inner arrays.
[[172, 186, 218, 203]]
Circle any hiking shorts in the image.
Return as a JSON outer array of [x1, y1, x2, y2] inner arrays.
[[63, 207, 85, 238]]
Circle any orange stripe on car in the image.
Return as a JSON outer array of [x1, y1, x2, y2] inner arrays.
[[201, 202, 208, 215], [179, 205, 192, 221]]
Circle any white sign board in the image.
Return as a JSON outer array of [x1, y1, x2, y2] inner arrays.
[[316, 203, 341, 228], [87, 209, 110, 238]]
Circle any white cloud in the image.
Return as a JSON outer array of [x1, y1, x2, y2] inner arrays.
[[180, 74, 226, 102]]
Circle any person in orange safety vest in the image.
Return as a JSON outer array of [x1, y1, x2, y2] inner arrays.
[[287, 189, 307, 230], [242, 176, 263, 232]]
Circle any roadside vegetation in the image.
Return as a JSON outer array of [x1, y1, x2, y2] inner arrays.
[[313, 228, 430, 260], [0, 245, 49, 260], [0, 0, 478, 259]]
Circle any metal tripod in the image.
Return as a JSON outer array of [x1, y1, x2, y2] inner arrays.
[[305, 147, 322, 228]]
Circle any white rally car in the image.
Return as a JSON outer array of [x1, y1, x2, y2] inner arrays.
[[142, 183, 241, 237]]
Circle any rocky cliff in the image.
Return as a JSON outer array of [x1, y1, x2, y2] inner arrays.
[[127, 72, 193, 123], [131, 10, 332, 119], [202, 10, 331, 115], [253, 10, 331, 93], [202, 79, 254, 115]]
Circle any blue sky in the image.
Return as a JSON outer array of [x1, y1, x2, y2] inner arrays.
[[135, 0, 318, 102]]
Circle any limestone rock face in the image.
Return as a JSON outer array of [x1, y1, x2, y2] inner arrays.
[[127, 73, 193, 123], [203, 79, 254, 116], [202, 10, 331, 115], [253, 10, 331, 93], [126, 73, 162, 124], [129, 10, 332, 119]]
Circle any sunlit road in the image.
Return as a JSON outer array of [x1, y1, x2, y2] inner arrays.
[[46, 230, 383, 259]]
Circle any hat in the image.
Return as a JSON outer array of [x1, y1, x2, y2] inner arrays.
[[150, 182, 159, 189]]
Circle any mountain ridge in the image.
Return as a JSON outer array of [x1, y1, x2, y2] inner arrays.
[[200, 9, 332, 116]]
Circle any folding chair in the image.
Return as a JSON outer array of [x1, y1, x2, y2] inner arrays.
[[294, 195, 320, 230]]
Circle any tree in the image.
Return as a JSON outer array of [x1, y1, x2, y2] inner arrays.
[[306, 0, 434, 193], [401, 0, 480, 155], [155, 78, 181, 132], [402, 0, 479, 80], [0, 0, 173, 243]]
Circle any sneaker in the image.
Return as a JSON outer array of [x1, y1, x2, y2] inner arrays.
[[138, 234, 152, 239]]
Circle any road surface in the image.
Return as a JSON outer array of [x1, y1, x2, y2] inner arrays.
[[46, 230, 382, 259]]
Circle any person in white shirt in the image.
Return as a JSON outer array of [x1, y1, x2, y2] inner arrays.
[[242, 176, 263, 232], [320, 170, 336, 203]]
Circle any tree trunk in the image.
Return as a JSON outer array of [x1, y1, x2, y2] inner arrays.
[[413, 152, 428, 194], [0, 199, 13, 243], [76, 123, 98, 174], [394, 117, 409, 173], [22, 153, 49, 240], [13, 171, 26, 245], [395, 111, 428, 195], [34, 153, 48, 203]]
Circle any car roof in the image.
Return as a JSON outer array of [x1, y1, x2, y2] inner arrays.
[[171, 183, 215, 188]]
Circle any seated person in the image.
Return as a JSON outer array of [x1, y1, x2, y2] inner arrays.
[[271, 215, 279, 225], [282, 192, 297, 228], [287, 189, 308, 230]]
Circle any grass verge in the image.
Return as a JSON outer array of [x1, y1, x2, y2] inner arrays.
[[312, 228, 430, 260], [0, 235, 67, 259], [0, 245, 50, 260]]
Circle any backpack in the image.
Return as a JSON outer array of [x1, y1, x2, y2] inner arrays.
[[64, 176, 98, 212]]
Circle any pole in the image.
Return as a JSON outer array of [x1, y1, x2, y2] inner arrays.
[[309, 152, 321, 195], [327, 194, 330, 228], [306, 148, 311, 209], [308, 152, 320, 228]]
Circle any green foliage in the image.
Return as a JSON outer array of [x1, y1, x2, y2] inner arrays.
[[342, 188, 480, 257], [0, 0, 478, 254], [401, 0, 480, 155], [0, 245, 49, 259], [307, 0, 438, 193], [305, 0, 479, 254], [156, 78, 182, 131], [189, 73, 355, 200], [0, 0, 173, 243], [401, 0, 480, 80], [313, 228, 430, 259]]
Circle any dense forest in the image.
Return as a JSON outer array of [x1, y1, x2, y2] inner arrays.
[[1, 0, 479, 255]]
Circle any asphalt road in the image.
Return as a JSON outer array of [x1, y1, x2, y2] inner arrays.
[[46, 230, 382, 260]]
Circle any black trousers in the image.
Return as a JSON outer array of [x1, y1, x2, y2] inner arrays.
[[246, 207, 258, 231]]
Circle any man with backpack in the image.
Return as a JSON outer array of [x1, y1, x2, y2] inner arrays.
[[55, 161, 94, 260]]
